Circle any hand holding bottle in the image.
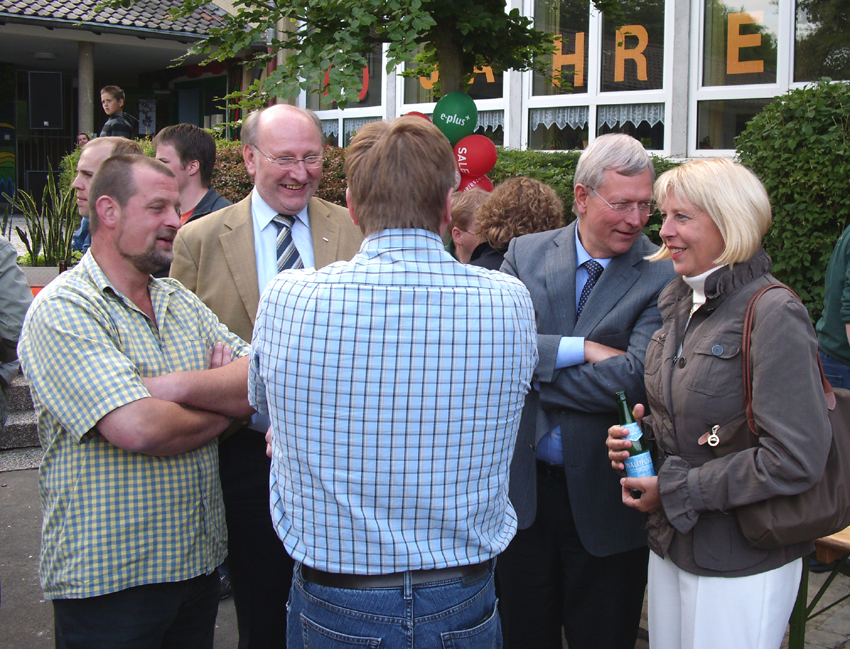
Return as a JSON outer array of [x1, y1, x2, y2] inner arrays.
[[606, 402, 646, 471]]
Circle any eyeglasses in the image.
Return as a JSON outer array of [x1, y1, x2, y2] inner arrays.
[[589, 187, 656, 214], [252, 145, 323, 170]]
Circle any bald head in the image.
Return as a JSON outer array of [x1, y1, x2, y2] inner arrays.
[[242, 104, 325, 216]]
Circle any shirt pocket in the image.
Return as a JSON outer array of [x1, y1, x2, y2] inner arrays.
[[683, 334, 742, 397]]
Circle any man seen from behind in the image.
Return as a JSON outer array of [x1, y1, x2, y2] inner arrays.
[[250, 116, 538, 647]]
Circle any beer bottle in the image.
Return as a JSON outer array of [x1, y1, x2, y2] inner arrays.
[[615, 391, 655, 499]]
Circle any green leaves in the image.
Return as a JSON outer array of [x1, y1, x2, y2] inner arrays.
[[737, 79, 850, 321]]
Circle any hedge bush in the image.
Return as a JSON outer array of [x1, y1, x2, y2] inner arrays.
[[60, 138, 348, 207], [737, 79, 850, 320], [58, 135, 679, 245]]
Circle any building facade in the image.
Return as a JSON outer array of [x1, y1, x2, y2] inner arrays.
[[306, 0, 849, 158]]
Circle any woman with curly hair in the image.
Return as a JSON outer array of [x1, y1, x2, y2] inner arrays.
[[470, 176, 565, 270]]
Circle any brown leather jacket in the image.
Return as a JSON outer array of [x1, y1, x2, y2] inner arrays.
[[643, 250, 831, 577]]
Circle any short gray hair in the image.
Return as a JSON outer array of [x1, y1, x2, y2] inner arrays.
[[573, 134, 655, 216], [240, 104, 324, 148]]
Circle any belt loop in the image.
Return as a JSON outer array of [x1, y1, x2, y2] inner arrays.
[[403, 570, 413, 600]]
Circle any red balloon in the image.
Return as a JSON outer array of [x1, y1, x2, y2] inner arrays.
[[404, 111, 431, 122], [457, 175, 494, 192], [454, 135, 497, 177]]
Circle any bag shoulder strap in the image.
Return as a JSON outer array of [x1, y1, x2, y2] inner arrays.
[[743, 284, 836, 434]]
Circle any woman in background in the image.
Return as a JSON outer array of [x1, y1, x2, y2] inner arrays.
[[469, 176, 564, 270]]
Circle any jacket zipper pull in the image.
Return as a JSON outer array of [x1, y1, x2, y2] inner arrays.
[[697, 425, 721, 447]]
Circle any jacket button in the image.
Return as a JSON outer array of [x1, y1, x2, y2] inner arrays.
[[678, 357, 687, 368], [712, 345, 723, 356]]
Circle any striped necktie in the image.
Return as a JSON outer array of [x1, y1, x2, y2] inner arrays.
[[272, 214, 303, 273]]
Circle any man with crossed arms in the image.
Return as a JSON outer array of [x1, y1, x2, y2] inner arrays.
[[19, 154, 253, 647]]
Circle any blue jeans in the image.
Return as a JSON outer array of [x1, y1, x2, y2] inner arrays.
[[820, 351, 850, 389], [287, 563, 501, 649]]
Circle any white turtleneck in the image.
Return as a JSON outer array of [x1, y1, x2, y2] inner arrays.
[[682, 265, 727, 315]]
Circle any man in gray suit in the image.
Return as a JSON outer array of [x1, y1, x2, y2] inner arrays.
[[498, 133, 676, 649]]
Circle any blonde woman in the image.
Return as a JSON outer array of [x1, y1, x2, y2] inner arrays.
[[607, 158, 830, 649]]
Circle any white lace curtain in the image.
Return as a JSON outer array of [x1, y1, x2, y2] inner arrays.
[[597, 104, 665, 129], [476, 110, 504, 130], [321, 120, 339, 138], [530, 104, 665, 131], [343, 116, 382, 137], [530, 106, 589, 130]]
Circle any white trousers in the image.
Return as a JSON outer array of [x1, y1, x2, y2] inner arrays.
[[648, 550, 802, 649]]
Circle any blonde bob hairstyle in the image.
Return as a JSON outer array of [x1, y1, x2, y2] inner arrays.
[[476, 177, 564, 250], [647, 158, 771, 267]]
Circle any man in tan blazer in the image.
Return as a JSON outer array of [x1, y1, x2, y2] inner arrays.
[[171, 104, 362, 649]]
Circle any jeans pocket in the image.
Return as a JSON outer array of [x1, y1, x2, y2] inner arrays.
[[301, 613, 382, 649], [439, 601, 501, 649]]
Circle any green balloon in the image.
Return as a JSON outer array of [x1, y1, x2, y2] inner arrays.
[[433, 92, 478, 146]]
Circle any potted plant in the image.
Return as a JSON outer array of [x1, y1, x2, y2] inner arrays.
[[3, 165, 80, 294]]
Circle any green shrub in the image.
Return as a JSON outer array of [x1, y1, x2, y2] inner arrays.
[[60, 138, 348, 207], [737, 79, 850, 320], [58, 136, 680, 242]]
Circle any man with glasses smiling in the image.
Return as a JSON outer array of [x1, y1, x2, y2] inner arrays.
[[498, 133, 676, 649], [171, 104, 362, 649]]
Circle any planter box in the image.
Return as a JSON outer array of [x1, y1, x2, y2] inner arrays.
[[19, 266, 60, 296]]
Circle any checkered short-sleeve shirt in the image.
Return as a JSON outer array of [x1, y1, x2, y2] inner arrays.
[[19, 253, 248, 599]]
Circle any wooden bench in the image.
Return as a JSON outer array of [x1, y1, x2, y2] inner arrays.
[[788, 528, 850, 649]]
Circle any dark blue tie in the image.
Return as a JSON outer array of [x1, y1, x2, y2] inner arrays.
[[577, 259, 603, 318]]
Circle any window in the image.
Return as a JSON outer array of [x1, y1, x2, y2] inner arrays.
[[702, 0, 778, 87], [794, 0, 850, 82], [526, 0, 669, 151]]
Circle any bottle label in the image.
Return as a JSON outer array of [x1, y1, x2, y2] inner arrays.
[[622, 422, 642, 441], [625, 452, 656, 479]]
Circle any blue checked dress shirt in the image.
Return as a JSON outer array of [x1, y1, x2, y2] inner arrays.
[[250, 229, 538, 574], [18, 252, 248, 599]]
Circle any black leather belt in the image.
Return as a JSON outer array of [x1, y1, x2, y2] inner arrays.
[[301, 560, 492, 589], [537, 459, 566, 481]]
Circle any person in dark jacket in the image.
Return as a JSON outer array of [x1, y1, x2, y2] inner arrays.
[[153, 124, 232, 277], [99, 85, 138, 139], [607, 158, 831, 649], [469, 176, 563, 270]]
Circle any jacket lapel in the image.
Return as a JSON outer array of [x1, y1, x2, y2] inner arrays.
[[310, 198, 342, 269], [219, 196, 261, 327], [573, 240, 642, 337], [544, 222, 578, 336]]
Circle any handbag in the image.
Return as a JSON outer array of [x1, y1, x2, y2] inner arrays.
[[730, 284, 850, 549]]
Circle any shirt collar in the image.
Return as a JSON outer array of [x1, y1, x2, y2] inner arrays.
[[252, 188, 309, 231], [360, 229, 445, 253], [80, 250, 176, 303], [574, 225, 612, 270]]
